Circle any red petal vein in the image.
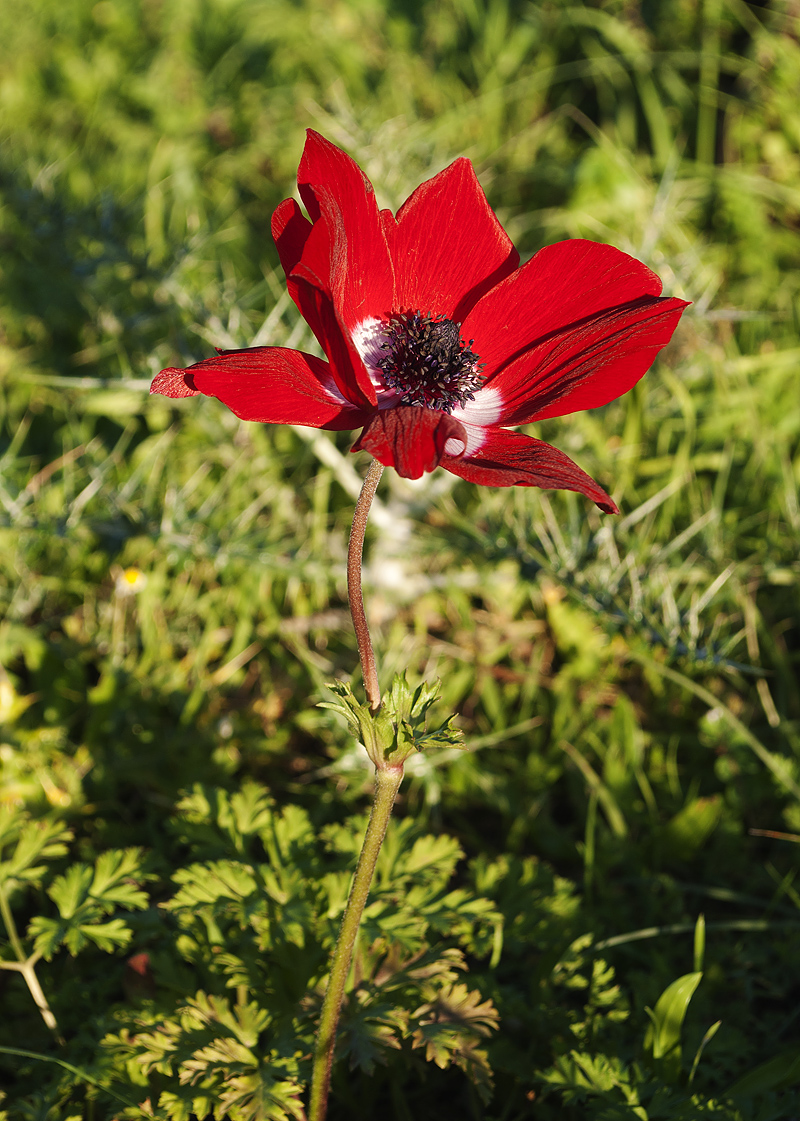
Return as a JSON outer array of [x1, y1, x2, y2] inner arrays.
[[465, 239, 669, 376], [488, 297, 688, 424], [151, 368, 201, 398], [155, 348, 368, 430], [382, 157, 519, 321], [441, 428, 618, 513]]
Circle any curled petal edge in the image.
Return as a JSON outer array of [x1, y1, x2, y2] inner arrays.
[[151, 368, 201, 398], [353, 406, 467, 480]]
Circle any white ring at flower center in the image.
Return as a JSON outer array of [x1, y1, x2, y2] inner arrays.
[[451, 386, 503, 427], [351, 317, 388, 388], [352, 317, 505, 426]]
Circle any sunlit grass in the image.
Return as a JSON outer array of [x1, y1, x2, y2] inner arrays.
[[0, 0, 799, 1117]]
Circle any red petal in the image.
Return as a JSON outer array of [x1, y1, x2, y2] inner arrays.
[[353, 406, 467, 480], [154, 348, 369, 430], [441, 427, 618, 513], [295, 131, 394, 331], [489, 296, 688, 425], [271, 198, 312, 276], [282, 267, 379, 412], [465, 239, 674, 377], [381, 158, 518, 321], [286, 131, 398, 408], [272, 199, 328, 353], [151, 368, 200, 398], [271, 194, 378, 411]]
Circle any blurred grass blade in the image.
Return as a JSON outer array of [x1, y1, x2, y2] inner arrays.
[[693, 913, 705, 974], [728, 1048, 800, 1097], [688, 1019, 721, 1084], [628, 653, 800, 801], [0, 1046, 138, 1108]]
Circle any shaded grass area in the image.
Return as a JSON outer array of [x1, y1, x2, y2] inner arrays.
[[1, 0, 800, 1118]]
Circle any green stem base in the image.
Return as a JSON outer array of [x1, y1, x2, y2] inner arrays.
[[308, 764, 404, 1121]]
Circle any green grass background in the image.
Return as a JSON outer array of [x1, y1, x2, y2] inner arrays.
[[1, 0, 799, 1117]]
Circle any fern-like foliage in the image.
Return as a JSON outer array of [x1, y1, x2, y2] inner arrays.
[[100, 781, 501, 1110], [108, 993, 305, 1121], [28, 848, 149, 958]]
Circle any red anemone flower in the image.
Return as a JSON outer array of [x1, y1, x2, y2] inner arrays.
[[152, 131, 689, 514]]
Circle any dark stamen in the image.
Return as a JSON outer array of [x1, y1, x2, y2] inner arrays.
[[377, 311, 483, 413]]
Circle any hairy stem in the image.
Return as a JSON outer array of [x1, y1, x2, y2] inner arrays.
[[309, 457, 398, 1120], [308, 765, 404, 1121], [347, 458, 384, 712]]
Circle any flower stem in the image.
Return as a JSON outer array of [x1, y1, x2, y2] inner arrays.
[[308, 764, 404, 1121], [309, 457, 397, 1121], [0, 886, 62, 1040], [347, 457, 384, 712], [0, 884, 25, 963]]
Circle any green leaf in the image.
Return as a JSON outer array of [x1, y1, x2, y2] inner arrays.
[[47, 849, 148, 918], [0, 807, 22, 849], [78, 917, 135, 953], [643, 971, 702, 1083], [89, 848, 149, 909], [410, 980, 499, 1090], [174, 783, 279, 860], [186, 991, 271, 1048], [319, 681, 396, 766], [688, 1020, 722, 1084], [126, 993, 301, 1121], [540, 1049, 636, 1096], [693, 913, 706, 974], [159, 1090, 204, 1121], [0, 814, 71, 893], [408, 982, 498, 1103], [167, 861, 259, 910], [402, 833, 463, 880], [26, 850, 148, 958], [340, 991, 406, 1075], [320, 673, 462, 768], [217, 1072, 307, 1121], [48, 863, 95, 920], [727, 1047, 800, 1097], [27, 915, 67, 961], [40, 915, 133, 957], [662, 797, 723, 861]]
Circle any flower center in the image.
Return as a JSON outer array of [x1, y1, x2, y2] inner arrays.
[[376, 311, 483, 413]]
